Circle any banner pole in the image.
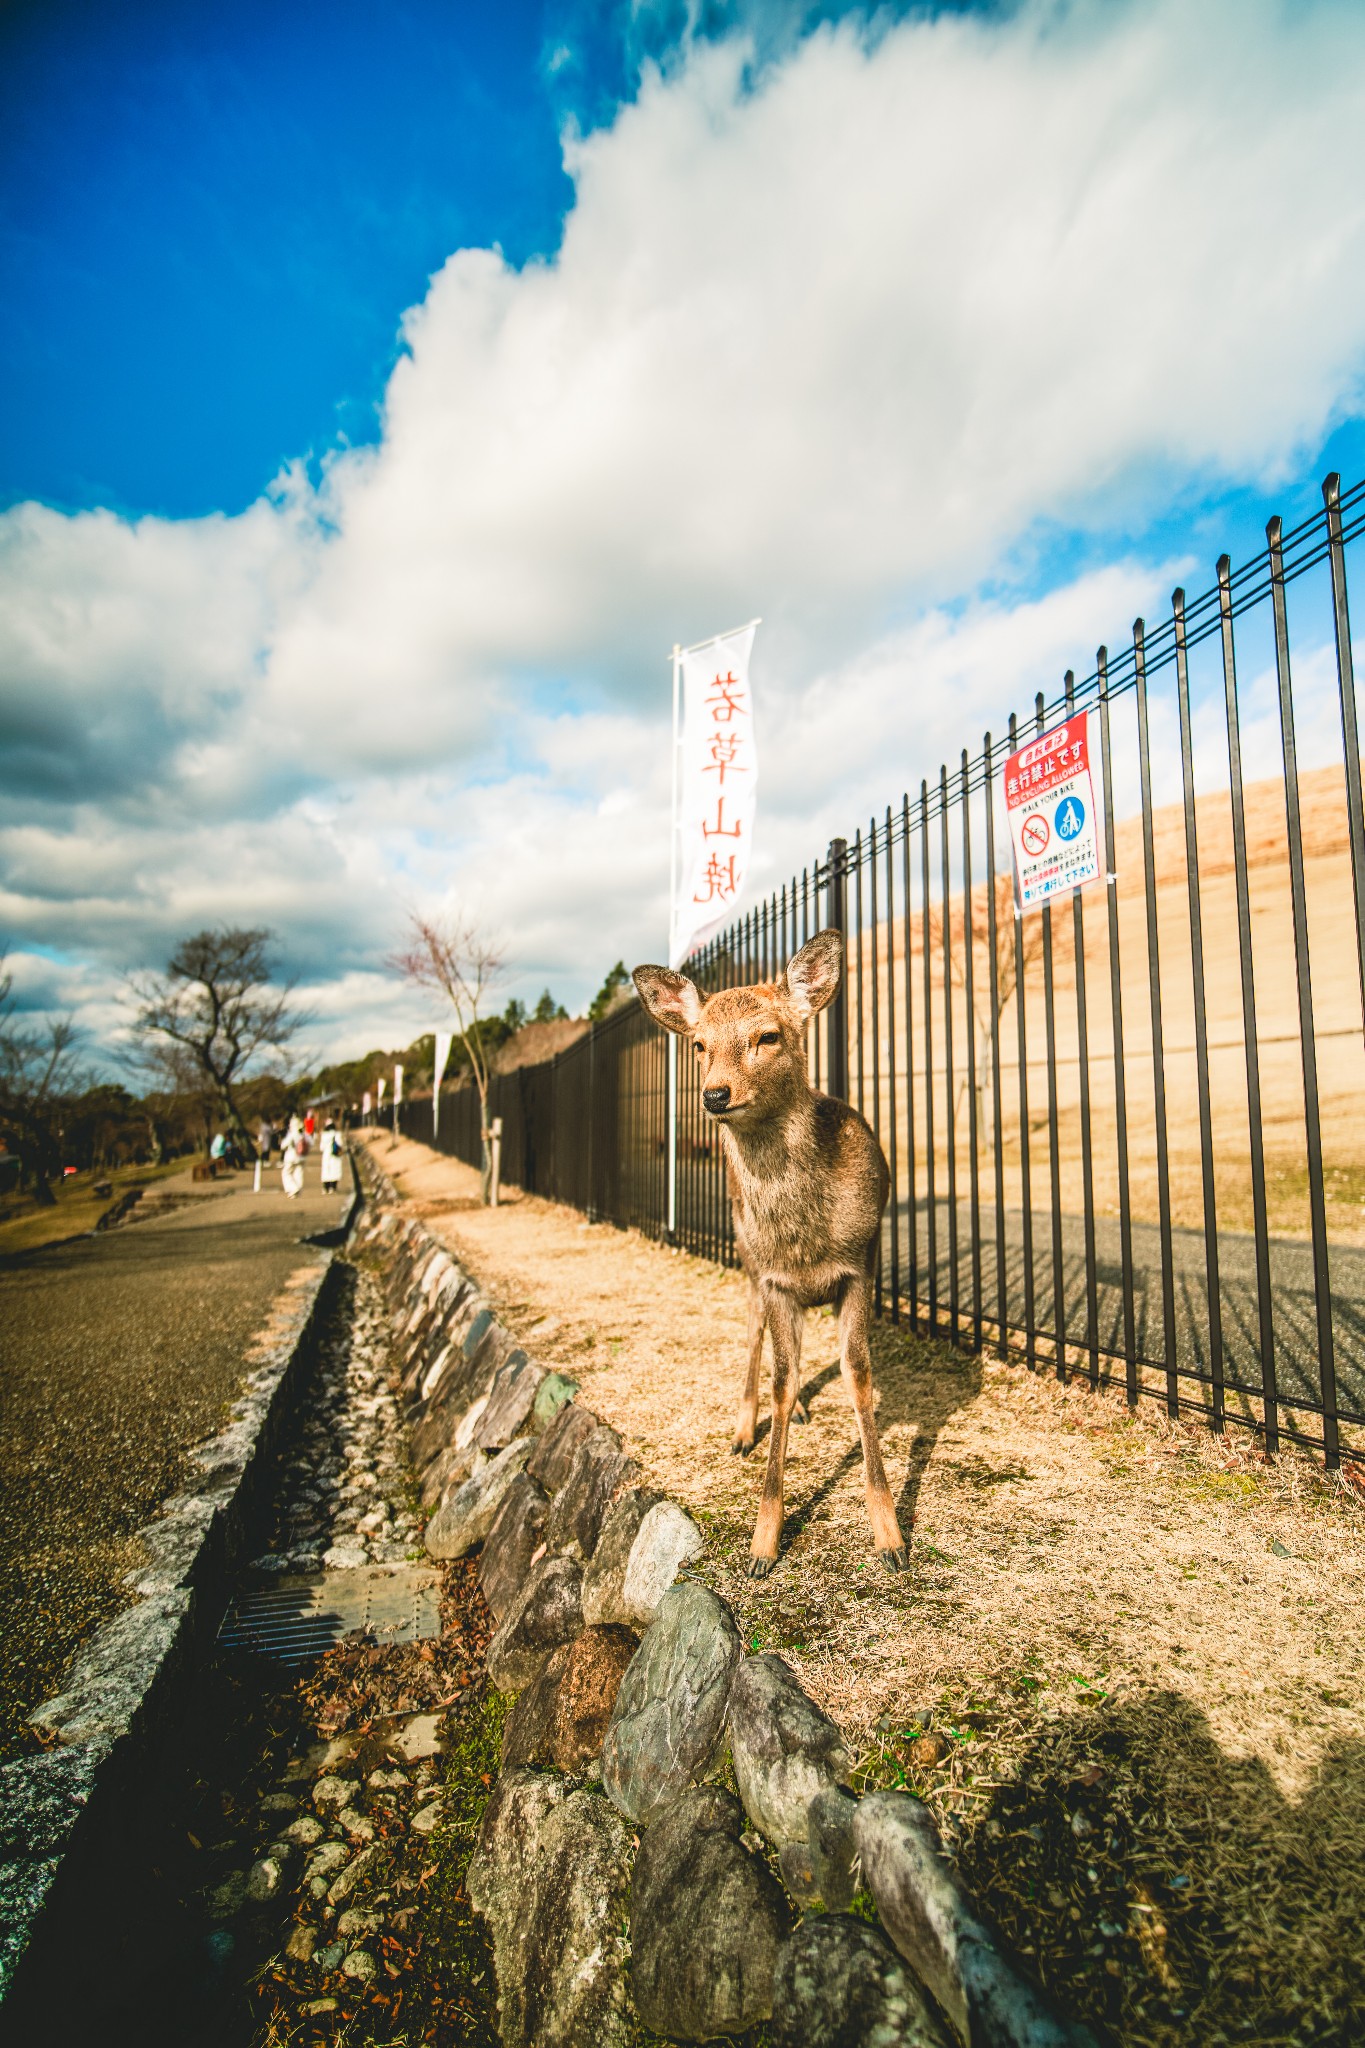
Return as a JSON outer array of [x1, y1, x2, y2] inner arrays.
[[668, 643, 681, 1240]]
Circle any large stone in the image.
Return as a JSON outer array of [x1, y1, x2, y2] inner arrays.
[[853, 1792, 1092, 2048], [424, 1438, 532, 1560], [532, 1372, 579, 1430], [771, 1914, 951, 2048], [630, 1786, 790, 2040], [543, 1427, 641, 1562], [580, 1489, 656, 1619], [582, 1492, 705, 1630], [485, 1553, 585, 1693], [418, 1442, 468, 1509], [479, 1474, 550, 1624], [474, 1353, 542, 1450], [526, 1402, 600, 1493], [467, 1769, 632, 2048], [602, 1582, 739, 1822], [502, 1625, 639, 1772], [807, 1783, 860, 1910], [728, 1654, 851, 1849]]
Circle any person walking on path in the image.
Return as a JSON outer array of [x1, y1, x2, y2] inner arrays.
[[319, 1118, 345, 1192], [257, 1117, 275, 1164], [280, 1127, 305, 1200]]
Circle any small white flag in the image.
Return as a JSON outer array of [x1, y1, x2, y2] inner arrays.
[[394, 1063, 404, 1106], [671, 622, 759, 967], [432, 1031, 454, 1134]]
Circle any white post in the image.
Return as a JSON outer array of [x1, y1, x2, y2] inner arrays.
[[668, 642, 682, 1241], [490, 1116, 503, 1209], [253, 1156, 262, 1194]]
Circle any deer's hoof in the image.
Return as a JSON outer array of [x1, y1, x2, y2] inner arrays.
[[879, 1544, 910, 1574], [793, 1400, 809, 1426], [746, 1554, 777, 1579], [730, 1435, 754, 1457]]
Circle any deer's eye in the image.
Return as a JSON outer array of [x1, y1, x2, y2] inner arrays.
[[693, 1041, 705, 1056], [757, 1031, 780, 1046]]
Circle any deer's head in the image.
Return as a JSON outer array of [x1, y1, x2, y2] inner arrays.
[[633, 930, 843, 1127]]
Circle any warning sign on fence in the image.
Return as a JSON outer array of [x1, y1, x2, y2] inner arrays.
[[1003, 712, 1102, 909]]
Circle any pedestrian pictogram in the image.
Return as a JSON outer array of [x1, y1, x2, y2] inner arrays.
[[1020, 814, 1050, 856], [1002, 712, 1102, 910]]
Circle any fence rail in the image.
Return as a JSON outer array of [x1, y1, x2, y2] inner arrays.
[[399, 471, 1365, 1470]]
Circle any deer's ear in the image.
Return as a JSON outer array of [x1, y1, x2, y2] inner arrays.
[[784, 929, 844, 1018], [632, 965, 703, 1035]]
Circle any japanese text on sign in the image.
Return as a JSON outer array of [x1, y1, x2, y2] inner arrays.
[[672, 623, 759, 965], [1003, 712, 1102, 910]]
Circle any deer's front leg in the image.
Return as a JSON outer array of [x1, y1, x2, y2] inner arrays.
[[748, 1285, 803, 1577], [732, 1280, 766, 1454], [837, 1274, 908, 1571]]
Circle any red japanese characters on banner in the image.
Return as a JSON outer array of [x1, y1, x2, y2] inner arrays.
[[1002, 712, 1102, 910], [672, 623, 759, 964]]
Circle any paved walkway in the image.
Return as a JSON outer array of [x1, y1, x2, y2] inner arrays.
[[0, 1162, 346, 1761]]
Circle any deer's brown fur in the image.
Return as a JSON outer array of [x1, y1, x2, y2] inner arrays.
[[633, 930, 907, 1577]]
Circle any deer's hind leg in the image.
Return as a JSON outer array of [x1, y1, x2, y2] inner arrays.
[[837, 1273, 907, 1571], [747, 1284, 804, 1576]]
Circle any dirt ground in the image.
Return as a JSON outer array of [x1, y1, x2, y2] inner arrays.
[[373, 1132, 1365, 2045]]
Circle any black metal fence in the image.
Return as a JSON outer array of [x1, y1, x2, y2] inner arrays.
[[400, 472, 1365, 1470]]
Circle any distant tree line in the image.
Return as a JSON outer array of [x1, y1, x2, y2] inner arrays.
[[0, 924, 609, 1207]]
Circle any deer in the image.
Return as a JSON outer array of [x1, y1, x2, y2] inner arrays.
[[633, 930, 908, 1579]]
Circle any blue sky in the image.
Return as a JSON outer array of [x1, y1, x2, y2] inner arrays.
[[0, 0, 572, 516], [3, 0, 1365, 1063], [0, 0, 889, 518]]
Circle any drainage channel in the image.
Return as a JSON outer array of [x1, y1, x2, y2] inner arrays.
[[115, 1255, 502, 2048]]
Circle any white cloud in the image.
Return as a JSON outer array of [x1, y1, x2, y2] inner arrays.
[[4, 0, 1365, 1058]]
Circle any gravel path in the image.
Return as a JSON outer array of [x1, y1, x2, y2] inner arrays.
[[254, 1264, 422, 1573], [135, 1258, 498, 2048], [0, 1164, 346, 1761]]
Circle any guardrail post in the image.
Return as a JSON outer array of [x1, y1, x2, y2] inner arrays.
[[824, 837, 849, 1100]]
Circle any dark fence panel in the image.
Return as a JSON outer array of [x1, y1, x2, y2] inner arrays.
[[393, 471, 1365, 1471]]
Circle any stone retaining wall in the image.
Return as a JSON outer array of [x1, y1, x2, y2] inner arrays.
[[354, 1152, 1095, 2048]]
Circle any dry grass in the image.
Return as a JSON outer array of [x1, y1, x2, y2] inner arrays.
[[374, 1132, 1365, 2044]]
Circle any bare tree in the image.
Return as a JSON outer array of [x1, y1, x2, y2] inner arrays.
[[390, 914, 504, 1203], [128, 928, 302, 1148], [0, 959, 87, 1204]]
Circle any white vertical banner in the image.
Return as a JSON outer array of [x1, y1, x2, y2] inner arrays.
[[393, 1063, 404, 1105], [670, 621, 759, 967], [432, 1031, 454, 1135]]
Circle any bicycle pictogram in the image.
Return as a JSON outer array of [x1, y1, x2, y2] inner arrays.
[[1020, 813, 1050, 856]]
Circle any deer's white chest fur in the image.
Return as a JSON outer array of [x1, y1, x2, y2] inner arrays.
[[721, 1094, 886, 1305]]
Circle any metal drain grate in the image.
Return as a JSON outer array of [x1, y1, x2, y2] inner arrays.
[[219, 1565, 442, 1665]]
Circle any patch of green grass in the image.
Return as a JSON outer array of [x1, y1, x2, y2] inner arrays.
[[410, 1685, 510, 2045], [1177, 1469, 1264, 1504], [0, 1155, 188, 1257]]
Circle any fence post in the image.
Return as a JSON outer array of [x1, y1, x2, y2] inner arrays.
[[824, 837, 849, 1100], [666, 1034, 678, 1242]]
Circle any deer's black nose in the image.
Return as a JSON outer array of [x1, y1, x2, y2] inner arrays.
[[703, 1085, 731, 1114]]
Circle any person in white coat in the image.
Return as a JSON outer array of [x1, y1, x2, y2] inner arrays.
[[319, 1118, 345, 1191], [280, 1128, 305, 1200]]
